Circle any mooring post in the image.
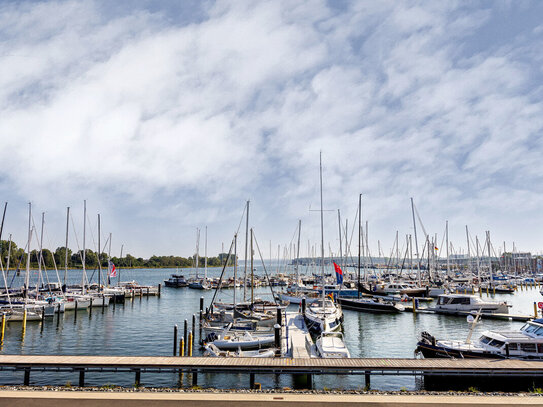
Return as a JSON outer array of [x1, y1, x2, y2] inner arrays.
[[173, 324, 178, 356], [412, 298, 417, 314], [135, 369, 141, 387], [274, 324, 281, 349], [75, 299, 79, 312], [192, 314, 196, 339], [1, 313, 6, 343], [158, 283, 161, 297], [188, 331, 193, 356], [534, 302, 538, 319], [78, 369, 85, 387], [192, 370, 198, 386], [23, 368, 30, 386], [41, 306, 45, 321], [180, 338, 185, 357], [365, 371, 371, 389], [307, 374, 313, 389], [276, 308, 282, 326], [301, 298, 306, 314], [250, 373, 255, 389], [184, 319, 188, 353], [200, 297, 204, 314]]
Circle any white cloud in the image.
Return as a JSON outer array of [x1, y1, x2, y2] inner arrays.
[[0, 0, 542, 257]]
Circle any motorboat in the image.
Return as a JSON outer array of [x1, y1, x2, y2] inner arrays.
[[204, 343, 276, 358], [164, 274, 188, 288], [316, 330, 351, 358], [304, 298, 343, 334], [203, 329, 276, 350], [416, 318, 543, 359], [338, 296, 405, 313], [433, 294, 510, 315]]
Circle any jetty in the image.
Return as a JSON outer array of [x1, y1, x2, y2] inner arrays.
[[2, 354, 543, 389]]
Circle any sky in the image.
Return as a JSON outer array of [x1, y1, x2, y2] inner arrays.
[[1, 0, 543, 260]]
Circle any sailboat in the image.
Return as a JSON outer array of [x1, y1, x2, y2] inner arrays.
[[304, 153, 343, 334], [188, 228, 210, 290]]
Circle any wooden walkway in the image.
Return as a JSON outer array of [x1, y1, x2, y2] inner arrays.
[[1, 354, 543, 375]]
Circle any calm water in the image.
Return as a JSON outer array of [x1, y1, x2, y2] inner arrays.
[[0, 266, 540, 390]]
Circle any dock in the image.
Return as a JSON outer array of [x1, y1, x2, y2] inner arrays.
[[283, 312, 316, 358], [2, 354, 543, 389]]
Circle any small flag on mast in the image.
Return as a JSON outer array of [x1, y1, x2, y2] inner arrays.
[[333, 262, 344, 285]]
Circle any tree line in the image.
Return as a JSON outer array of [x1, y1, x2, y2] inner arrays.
[[0, 240, 237, 270]]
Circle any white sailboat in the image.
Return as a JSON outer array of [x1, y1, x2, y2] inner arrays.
[[304, 153, 343, 334]]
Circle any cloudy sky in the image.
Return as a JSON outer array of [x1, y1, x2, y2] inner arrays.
[[1, 0, 542, 259]]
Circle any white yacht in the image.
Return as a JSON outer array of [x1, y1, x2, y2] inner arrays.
[[433, 294, 510, 315], [417, 318, 543, 359], [316, 331, 350, 358], [304, 298, 343, 333]]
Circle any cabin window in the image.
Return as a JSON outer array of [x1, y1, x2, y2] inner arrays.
[[521, 343, 537, 353], [525, 325, 539, 334], [479, 336, 492, 344], [538, 344, 543, 353], [488, 339, 505, 348], [508, 343, 520, 351], [534, 327, 543, 336]]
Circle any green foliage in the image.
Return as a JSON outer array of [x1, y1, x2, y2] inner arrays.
[[0, 239, 236, 269]]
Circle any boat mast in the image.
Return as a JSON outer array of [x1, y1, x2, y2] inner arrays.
[[195, 228, 200, 280], [82, 200, 86, 295], [250, 228, 254, 306], [296, 219, 301, 291], [98, 214, 101, 290], [337, 209, 342, 272], [64, 207, 69, 288], [37, 212, 44, 291], [319, 152, 325, 305], [233, 233, 237, 308], [243, 200, 249, 302], [24, 202, 31, 304], [465, 226, 471, 277], [446, 221, 450, 279], [410, 198, 421, 283], [108, 232, 112, 287], [357, 194, 361, 299], [204, 226, 208, 282], [486, 231, 493, 285]]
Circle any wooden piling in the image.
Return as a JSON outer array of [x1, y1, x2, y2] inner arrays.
[[534, 302, 538, 319], [180, 338, 185, 357], [188, 332, 193, 357], [23, 368, 30, 386], [412, 298, 417, 314], [1, 313, 6, 343], [22, 309, 27, 334], [78, 369, 85, 387], [184, 320, 188, 354], [135, 369, 141, 387], [173, 325, 178, 356]]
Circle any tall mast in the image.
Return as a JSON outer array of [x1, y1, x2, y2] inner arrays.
[[24, 202, 32, 303], [250, 228, 254, 305], [319, 152, 325, 304], [38, 212, 44, 290], [337, 209, 342, 271], [64, 207, 70, 287], [486, 231, 493, 285], [465, 225, 470, 275], [82, 200, 86, 294], [233, 234, 237, 308], [357, 194, 361, 299], [98, 214, 101, 289], [108, 232, 112, 287], [243, 200, 249, 301], [410, 198, 421, 281], [195, 228, 200, 279], [204, 226, 208, 281], [446, 221, 450, 278], [296, 219, 301, 289]]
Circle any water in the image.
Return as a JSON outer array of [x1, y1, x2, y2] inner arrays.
[[0, 266, 540, 390]]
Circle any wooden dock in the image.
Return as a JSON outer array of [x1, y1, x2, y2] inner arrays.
[[2, 354, 543, 389], [283, 312, 316, 358]]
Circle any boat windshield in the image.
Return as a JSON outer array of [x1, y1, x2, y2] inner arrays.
[[479, 335, 492, 344]]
